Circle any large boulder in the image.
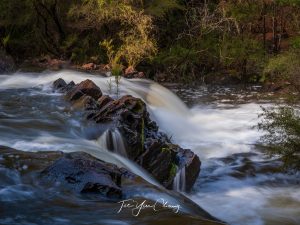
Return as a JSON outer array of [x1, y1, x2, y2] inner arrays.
[[0, 146, 134, 199], [41, 152, 132, 199], [53, 78, 201, 191], [0, 146, 225, 224]]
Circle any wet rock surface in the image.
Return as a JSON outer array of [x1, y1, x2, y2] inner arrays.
[[0, 146, 63, 173], [0, 146, 225, 225], [0, 146, 134, 199], [40, 152, 134, 199], [65, 79, 102, 101], [53, 78, 201, 191]]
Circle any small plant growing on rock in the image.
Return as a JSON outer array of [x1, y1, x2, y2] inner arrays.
[[169, 163, 177, 180], [106, 78, 113, 95], [100, 39, 123, 97]]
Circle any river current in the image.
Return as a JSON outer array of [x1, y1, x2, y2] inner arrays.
[[0, 70, 299, 225]]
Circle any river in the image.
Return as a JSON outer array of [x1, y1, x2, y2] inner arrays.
[[0, 70, 299, 225]]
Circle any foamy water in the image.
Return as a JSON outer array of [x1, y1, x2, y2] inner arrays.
[[0, 70, 299, 225]]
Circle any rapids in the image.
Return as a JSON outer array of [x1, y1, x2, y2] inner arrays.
[[0, 70, 299, 225]]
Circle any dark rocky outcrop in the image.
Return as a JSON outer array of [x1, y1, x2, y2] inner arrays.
[[0, 146, 225, 224], [53, 78, 201, 191], [41, 151, 135, 199], [0, 146, 134, 199]]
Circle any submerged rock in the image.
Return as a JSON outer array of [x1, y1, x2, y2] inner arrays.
[[53, 78, 201, 191]]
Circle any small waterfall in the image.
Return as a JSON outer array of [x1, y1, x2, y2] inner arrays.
[[97, 129, 127, 157], [122, 79, 190, 116], [173, 166, 186, 192], [0, 70, 193, 142]]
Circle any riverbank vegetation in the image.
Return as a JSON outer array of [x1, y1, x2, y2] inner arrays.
[[1, 0, 300, 85], [259, 106, 300, 169]]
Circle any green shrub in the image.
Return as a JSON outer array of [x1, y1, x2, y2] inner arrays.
[[70, 0, 157, 69], [220, 36, 265, 81], [154, 44, 200, 77], [290, 36, 300, 49], [258, 106, 300, 169], [264, 49, 300, 89]]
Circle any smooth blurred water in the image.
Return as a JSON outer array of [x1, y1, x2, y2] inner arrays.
[[0, 70, 299, 225], [169, 85, 300, 225]]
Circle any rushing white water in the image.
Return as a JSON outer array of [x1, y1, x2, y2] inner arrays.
[[0, 70, 299, 225], [97, 129, 128, 157], [0, 70, 189, 113], [173, 166, 186, 192]]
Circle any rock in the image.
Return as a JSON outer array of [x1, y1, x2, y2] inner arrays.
[[68, 79, 102, 100], [124, 66, 145, 79], [66, 89, 85, 101], [0, 146, 225, 224], [61, 79, 102, 102], [137, 71, 145, 78], [123, 66, 145, 79], [53, 79, 201, 191], [125, 66, 136, 75], [72, 95, 99, 111], [0, 51, 15, 74], [89, 94, 201, 190], [100, 64, 110, 71], [177, 149, 201, 191], [47, 58, 68, 70], [0, 145, 63, 173], [41, 152, 126, 198], [53, 78, 67, 90], [21, 57, 70, 71], [34, 58, 69, 70], [0, 146, 133, 199], [52, 78, 74, 93], [91, 95, 147, 123], [154, 73, 168, 82], [137, 142, 177, 187], [97, 95, 114, 108], [63, 81, 76, 92], [82, 63, 97, 70]]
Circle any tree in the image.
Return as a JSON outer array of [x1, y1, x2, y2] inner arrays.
[[69, 0, 157, 68]]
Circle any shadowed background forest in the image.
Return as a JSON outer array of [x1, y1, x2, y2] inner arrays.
[[1, 0, 300, 85]]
